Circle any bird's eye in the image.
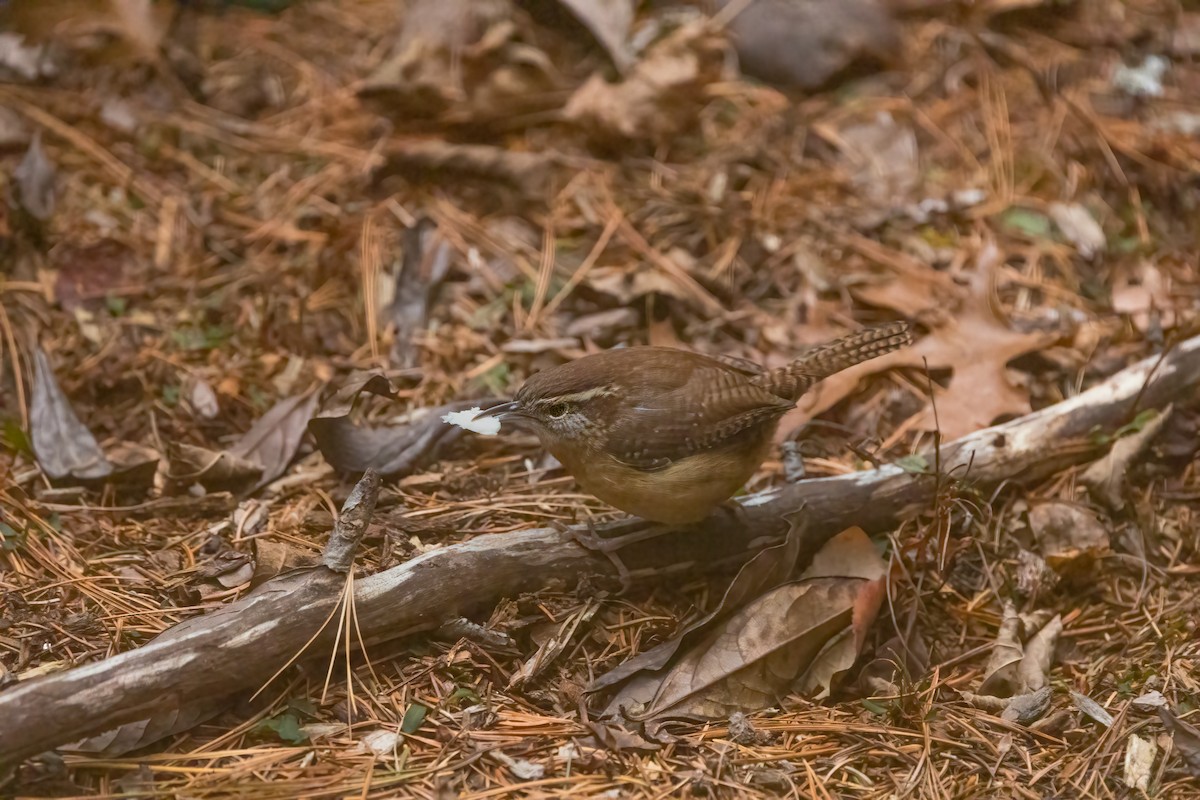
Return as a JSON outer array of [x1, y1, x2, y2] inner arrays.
[[545, 402, 571, 420]]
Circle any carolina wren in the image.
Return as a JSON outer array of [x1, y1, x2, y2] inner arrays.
[[482, 321, 912, 526]]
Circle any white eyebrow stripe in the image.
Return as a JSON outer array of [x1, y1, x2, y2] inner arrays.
[[544, 386, 618, 405]]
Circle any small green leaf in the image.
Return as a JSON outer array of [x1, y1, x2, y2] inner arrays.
[[401, 703, 428, 734], [256, 712, 308, 744], [896, 454, 929, 475], [861, 698, 889, 715], [0, 419, 32, 456], [1114, 409, 1158, 439], [1000, 207, 1053, 239], [105, 295, 127, 317], [0, 522, 25, 552], [448, 687, 480, 707], [171, 324, 231, 352]]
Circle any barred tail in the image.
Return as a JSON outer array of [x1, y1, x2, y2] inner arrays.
[[754, 321, 912, 401]]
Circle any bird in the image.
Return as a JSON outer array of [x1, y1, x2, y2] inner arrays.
[[480, 320, 912, 527]]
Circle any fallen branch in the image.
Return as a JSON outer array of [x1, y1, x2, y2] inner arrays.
[[1, 335, 1198, 766]]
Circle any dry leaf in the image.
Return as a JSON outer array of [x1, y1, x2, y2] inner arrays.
[[717, 0, 899, 90], [1112, 261, 1176, 333], [108, 0, 167, 60], [609, 528, 885, 721], [1015, 548, 1058, 598], [389, 218, 453, 368], [795, 528, 889, 699], [509, 599, 600, 690], [65, 700, 218, 757], [628, 580, 861, 719], [1133, 690, 1168, 711], [1018, 614, 1061, 692], [310, 395, 489, 477], [583, 720, 660, 753], [13, 132, 55, 222], [591, 517, 805, 700], [1070, 690, 1114, 727], [980, 601, 1023, 697], [228, 391, 321, 489], [1001, 686, 1052, 724], [586, 265, 694, 308], [491, 751, 545, 781], [0, 32, 56, 83], [979, 604, 1061, 700], [356, 730, 401, 757], [252, 538, 319, 587], [4, 0, 172, 64], [167, 442, 263, 493], [858, 634, 930, 695], [1081, 407, 1170, 511], [565, 22, 722, 143], [359, 0, 556, 122], [1028, 501, 1109, 579], [103, 440, 159, 492], [1158, 707, 1200, 777], [782, 241, 1056, 439], [187, 377, 220, 420], [30, 347, 112, 482], [549, 0, 633, 70]]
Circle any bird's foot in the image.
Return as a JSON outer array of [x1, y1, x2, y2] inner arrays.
[[551, 518, 665, 593], [715, 499, 752, 529]]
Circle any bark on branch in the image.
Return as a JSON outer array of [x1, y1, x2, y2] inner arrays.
[[1, 336, 1198, 766]]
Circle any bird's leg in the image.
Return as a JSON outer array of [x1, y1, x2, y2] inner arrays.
[[552, 517, 668, 592], [715, 499, 752, 529]]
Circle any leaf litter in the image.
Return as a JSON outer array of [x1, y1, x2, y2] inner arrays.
[[2, 0, 1200, 796]]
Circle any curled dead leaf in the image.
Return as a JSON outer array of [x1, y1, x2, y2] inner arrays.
[[1001, 685, 1052, 724], [979, 603, 1062, 700], [509, 599, 600, 690], [858, 634, 930, 696], [167, 442, 262, 493], [389, 218, 453, 368], [310, 394, 491, 477], [1028, 501, 1110, 580], [547, 0, 633, 70], [591, 515, 806, 699], [228, 391, 321, 490], [601, 527, 886, 721], [980, 601, 1024, 697], [1158, 707, 1200, 777], [1081, 407, 1170, 511], [565, 21, 723, 143], [13, 132, 55, 222], [359, 0, 558, 122], [29, 347, 112, 483]]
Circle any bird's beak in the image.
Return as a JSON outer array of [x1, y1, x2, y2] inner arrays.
[[476, 400, 522, 421]]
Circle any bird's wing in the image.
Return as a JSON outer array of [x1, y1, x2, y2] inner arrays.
[[604, 366, 794, 471]]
